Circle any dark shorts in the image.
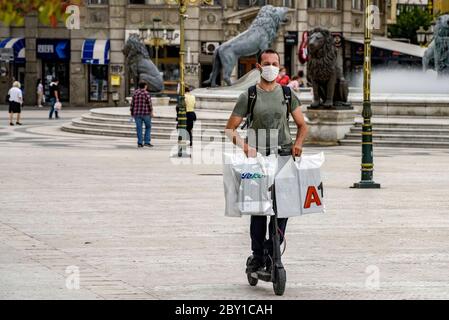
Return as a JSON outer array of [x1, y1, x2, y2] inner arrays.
[[9, 101, 21, 114]]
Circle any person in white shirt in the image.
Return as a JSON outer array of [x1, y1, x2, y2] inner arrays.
[[8, 81, 23, 126], [36, 78, 44, 108]]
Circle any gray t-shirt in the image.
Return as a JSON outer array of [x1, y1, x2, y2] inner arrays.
[[232, 84, 301, 152]]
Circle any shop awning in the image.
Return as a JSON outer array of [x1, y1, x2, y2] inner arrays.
[[81, 39, 110, 65], [347, 37, 426, 58], [0, 38, 25, 63]]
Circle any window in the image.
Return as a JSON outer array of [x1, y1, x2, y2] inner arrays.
[[352, 0, 383, 11], [204, 0, 223, 5], [238, 0, 267, 8], [308, 0, 340, 9], [352, 0, 363, 10], [88, 0, 108, 4], [282, 0, 295, 7], [89, 65, 109, 102]]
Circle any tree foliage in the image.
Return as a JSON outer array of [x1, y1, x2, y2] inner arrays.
[[388, 7, 434, 44], [0, 0, 81, 27]]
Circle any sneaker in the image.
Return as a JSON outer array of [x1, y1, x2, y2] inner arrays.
[[144, 143, 154, 148], [9, 123, 14, 126], [16, 122, 22, 125], [245, 255, 264, 273], [137, 144, 144, 148]]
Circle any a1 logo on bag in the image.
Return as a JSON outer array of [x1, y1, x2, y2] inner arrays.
[[303, 182, 324, 210], [300, 168, 325, 215]]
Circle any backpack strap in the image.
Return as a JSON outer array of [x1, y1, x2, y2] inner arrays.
[[241, 85, 257, 129], [281, 85, 292, 121]]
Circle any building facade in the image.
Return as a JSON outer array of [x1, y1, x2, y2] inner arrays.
[[0, 0, 389, 107]]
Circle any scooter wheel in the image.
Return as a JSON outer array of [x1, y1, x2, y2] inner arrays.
[[273, 267, 286, 296], [247, 273, 258, 286]]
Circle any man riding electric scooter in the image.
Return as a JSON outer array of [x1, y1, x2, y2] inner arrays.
[[225, 49, 308, 290]]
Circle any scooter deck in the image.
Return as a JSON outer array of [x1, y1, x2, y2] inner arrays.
[[249, 270, 272, 282]]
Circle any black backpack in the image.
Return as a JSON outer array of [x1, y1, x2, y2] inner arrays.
[[241, 85, 293, 129]]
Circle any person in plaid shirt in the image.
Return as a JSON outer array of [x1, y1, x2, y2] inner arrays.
[[131, 82, 154, 148]]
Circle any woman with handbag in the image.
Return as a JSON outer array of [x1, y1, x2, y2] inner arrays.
[[8, 81, 23, 126]]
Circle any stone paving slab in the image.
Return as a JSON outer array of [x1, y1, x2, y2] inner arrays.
[[1, 109, 449, 299]]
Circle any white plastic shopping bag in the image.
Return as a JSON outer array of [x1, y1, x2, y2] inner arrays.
[[223, 152, 277, 217], [276, 152, 325, 218]]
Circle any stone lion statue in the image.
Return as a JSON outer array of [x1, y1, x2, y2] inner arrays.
[[423, 14, 449, 77], [123, 34, 164, 92], [307, 28, 349, 109], [203, 5, 289, 87]]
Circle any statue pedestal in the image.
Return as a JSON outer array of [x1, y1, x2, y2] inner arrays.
[[305, 108, 357, 145], [125, 96, 170, 106]]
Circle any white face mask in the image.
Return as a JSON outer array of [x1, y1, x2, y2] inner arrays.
[[260, 65, 279, 82]]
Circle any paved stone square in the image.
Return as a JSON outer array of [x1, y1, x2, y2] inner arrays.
[[1, 108, 449, 299]]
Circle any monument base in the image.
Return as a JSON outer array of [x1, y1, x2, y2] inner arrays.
[[125, 96, 170, 106], [305, 108, 357, 145]]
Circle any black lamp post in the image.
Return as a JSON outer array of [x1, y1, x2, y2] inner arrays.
[[353, 0, 381, 189]]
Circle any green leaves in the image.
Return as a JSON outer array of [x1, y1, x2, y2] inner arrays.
[[388, 7, 433, 45], [0, 0, 69, 27]]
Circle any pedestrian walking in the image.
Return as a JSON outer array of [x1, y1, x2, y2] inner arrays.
[[225, 48, 308, 274], [7, 81, 23, 126], [185, 86, 197, 147], [130, 82, 153, 148], [36, 78, 44, 108], [275, 67, 290, 86], [48, 78, 60, 119]]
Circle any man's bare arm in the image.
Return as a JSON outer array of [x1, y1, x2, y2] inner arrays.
[[225, 115, 256, 157], [291, 107, 308, 156]]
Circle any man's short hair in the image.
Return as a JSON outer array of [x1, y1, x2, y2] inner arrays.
[[138, 82, 147, 89], [257, 49, 280, 64]]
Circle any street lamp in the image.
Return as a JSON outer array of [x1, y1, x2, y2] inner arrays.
[[353, 0, 381, 189], [165, 0, 214, 157], [416, 26, 426, 46]]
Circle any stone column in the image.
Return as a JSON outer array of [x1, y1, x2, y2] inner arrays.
[[69, 5, 88, 107], [185, 5, 200, 89], [24, 14, 38, 106], [297, 0, 308, 77], [0, 24, 11, 103], [109, 0, 126, 106]]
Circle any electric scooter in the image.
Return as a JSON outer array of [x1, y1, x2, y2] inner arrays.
[[246, 153, 289, 296]]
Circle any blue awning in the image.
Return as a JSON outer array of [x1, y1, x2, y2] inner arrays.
[[82, 39, 110, 65], [0, 38, 25, 63]]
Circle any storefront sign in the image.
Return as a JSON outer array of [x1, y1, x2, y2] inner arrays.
[[111, 74, 121, 86], [284, 31, 298, 45], [36, 39, 70, 61]]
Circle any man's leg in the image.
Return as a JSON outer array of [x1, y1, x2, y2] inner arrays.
[[9, 111, 13, 124], [16, 112, 21, 123], [134, 116, 143, 146], [143, 115, 152, 145], [247, 215, 268, 272], [186, 121, 193, 146], [250, 215, 268, 259], [49, 98, 55, 119]]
